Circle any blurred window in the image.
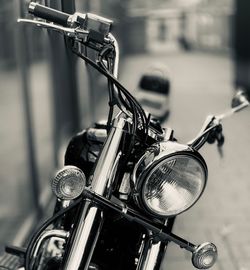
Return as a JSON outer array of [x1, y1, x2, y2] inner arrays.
[[158, 19, 168, 41]]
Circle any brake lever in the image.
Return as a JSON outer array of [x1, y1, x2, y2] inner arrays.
[[17, 19, 89, 40]]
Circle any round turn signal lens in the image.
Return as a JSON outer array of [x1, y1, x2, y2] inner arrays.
[[192, 242, 218, 269], [51, 166, 86, 200]]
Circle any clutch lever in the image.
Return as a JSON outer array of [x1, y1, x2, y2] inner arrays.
[[217, 90, 249, 121], [17, 19, 89, 40], [216, 101, 249, 121]]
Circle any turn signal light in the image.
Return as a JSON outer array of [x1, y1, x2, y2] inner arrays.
[[192, 242, 217, 269], [51, 166, 86, 200]]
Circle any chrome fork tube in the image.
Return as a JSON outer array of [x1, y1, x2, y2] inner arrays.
[[64, 115, 127, 270], [137, 218, 175, 270], [137, 237, 167, 270]]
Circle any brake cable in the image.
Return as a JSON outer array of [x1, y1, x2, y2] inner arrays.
[[71, 43, 148, 135]]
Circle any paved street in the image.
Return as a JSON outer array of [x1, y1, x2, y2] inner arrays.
[[119, 51, 250, 270]]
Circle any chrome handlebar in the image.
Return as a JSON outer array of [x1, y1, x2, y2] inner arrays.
[[18, 3, 114, 47], [18, 4, 134, 120], [17, 18, 113, 47], [188, 91, 249, 150]]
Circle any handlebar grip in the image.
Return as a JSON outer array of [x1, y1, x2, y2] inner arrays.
[[28, 3, 70, 27]]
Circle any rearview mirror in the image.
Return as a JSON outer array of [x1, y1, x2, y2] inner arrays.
[[231, 89, 249, 112]]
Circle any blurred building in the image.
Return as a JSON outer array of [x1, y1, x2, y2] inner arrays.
[[183, 0, 234, 52], [121, 0, 234, 54]]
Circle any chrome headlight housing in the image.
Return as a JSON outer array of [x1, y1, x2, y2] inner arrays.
[[133, 141, 207, 218]]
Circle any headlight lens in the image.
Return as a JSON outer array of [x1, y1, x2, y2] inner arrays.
[[138, 152, 207, 217]]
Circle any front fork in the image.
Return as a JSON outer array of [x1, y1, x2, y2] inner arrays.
[[63, 114, 127, 270], [138, 239, 166, 270], [137, 218, 175, 270], [63, 113, 170, 270]]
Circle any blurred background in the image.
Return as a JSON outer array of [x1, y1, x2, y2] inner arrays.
[[0, 0, 250, 269]]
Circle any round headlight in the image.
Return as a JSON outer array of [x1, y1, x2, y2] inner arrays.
[[51, 166, 86, 200], [133, 142, 207, 217]]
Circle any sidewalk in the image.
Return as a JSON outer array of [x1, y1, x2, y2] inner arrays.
[[120, 51, 250, 270]]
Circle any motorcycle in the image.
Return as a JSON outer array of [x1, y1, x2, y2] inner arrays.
[[3, 3, 249, 270]]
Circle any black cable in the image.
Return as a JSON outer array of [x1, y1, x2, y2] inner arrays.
[[99, 46, 133, 114], [98, 47, 130, 114], [117, 88, 132, 111], [98, 56, 116, 131], [97, 52, 136, 137], [97, 53, 138, 149], [71, 45, 148, 134], [97, 55, 142, 175], [107, 80, 114, 131], [98, 57, 133, 116], [72, 42, 152, 175], [144, 113, 151, 144], [25, 198, 82, 270]]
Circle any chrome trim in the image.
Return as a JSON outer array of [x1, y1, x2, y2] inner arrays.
[[91, 116, 127, 195], [187, 115, 215, 149], [147, 126, 164, 141], [108, 34, 132, 118], [30, 229, 69, 268], [132, 141, 190, 189], [192, 242, 218, 269], [137, 239, 164, 270], [17, 19, 89, 40], [121, 205, 128, 215], [67, 12, 86, 27], [61, 199, 71, 208], [63, 114, 127, 270], [132, 141, 207, 218], [106, 151, 122, 194], [62, 35, 127, 269], [64, 203, 104, 270], [28, 2, 36, 13], [108, 34, 119, 79]]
